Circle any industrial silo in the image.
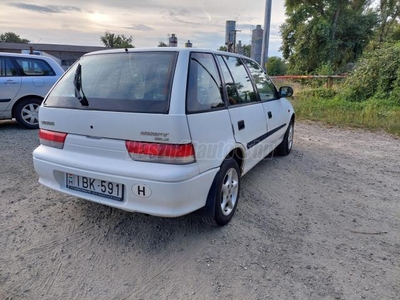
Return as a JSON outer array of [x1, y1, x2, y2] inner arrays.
[[251, 25, 263, 64], [185, 40, 193, 48], [169, 34, 178, 47], [236, 40, 244, 55], [225, 20, 236, 52]]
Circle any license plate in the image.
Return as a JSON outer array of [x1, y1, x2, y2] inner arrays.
[[66, 173, 124, 201]]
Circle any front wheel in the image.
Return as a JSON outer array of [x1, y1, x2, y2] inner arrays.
[[276, 119, 294, 156], [14, 98, 42, 129], [204, 158, 241, 226]]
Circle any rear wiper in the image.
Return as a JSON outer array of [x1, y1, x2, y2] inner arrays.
[[73, 64, 89, 106]]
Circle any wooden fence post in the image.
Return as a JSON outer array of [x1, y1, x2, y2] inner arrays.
[[326, 76, 333, 88]]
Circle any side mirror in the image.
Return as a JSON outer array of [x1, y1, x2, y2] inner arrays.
[[279, 86, 294, 98]]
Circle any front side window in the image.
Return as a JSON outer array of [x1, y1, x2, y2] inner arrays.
[[218, 55, 258, 105], [0, 57, 17, 77], [245, 59, 278, 101], [45, 52, 177, 114], [15, 58, 56, 76], [186, 52, 224, 112]]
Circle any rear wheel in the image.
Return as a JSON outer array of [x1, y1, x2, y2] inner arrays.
[[204, 158, 241, 226], [14, 98, 42, 129], [276, 119, 294, 156]]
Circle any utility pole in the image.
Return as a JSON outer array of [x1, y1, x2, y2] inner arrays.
[[261, 0, 272, 71]]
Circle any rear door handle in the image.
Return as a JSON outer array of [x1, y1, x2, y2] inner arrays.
[[268, 111, 272, 119], [238, 120, 245, 130]]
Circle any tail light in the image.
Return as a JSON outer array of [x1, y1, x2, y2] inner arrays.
[[39, 129, 67, 149], [125, 141, 195, 164]]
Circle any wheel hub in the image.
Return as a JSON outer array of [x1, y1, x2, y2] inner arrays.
[[220, 167, 239, 216], [22, 103, 40, 125]]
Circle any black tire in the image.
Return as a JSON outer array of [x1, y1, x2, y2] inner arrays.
[[14, 98, 42, 129], [204, 158, 241, 226], [276, 119, 294, 156]]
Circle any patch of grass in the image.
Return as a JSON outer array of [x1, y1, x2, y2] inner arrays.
[[291, 92, 400, 136]]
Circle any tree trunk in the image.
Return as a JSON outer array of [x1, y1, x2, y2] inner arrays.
[[331, 7, 341, 42], [329, 6, 341, 64]]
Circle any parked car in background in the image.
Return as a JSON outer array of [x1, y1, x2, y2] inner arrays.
[[33, 48, 294, 226], [0, 52, 64, 128]]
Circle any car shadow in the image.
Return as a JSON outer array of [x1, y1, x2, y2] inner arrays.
[[0, 119, 23, 130]]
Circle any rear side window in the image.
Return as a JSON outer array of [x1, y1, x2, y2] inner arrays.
[[0, 57, 17, 76], [15, 58, 56, 76], [244, 59, 278, 101], [186, 52, 224, 112], [218, 55, 258, 105], [45, 52, 177, 114]]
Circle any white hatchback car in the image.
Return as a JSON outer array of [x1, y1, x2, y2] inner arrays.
[[0, 52, 64, 128], [33, 48, 294, 226]]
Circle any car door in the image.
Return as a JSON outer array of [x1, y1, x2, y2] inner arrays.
[[14, 56, 58, 97], [216, 54, 269, 174], [185, 52, 235, 174], [244, 59, 288, 146], [0, 56, 21, 116]]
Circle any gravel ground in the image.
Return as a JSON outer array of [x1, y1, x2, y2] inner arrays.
[[0, 119, 399, 300]]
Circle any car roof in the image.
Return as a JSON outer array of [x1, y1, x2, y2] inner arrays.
[[83, 47, 248, 59], [0, 52, 52, 59], [0, 52, 62, 64]]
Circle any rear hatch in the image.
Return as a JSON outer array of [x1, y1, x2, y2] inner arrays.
[[40, 50, 193, 165]]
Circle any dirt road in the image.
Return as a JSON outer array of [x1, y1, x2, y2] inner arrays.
[[0, 120, 399, 300]]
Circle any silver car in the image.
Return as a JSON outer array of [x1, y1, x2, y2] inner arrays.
[[0, 52, 64, 128]]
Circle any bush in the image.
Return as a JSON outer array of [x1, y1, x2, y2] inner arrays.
[[388, 67, 400, 105], [341, 42, 400, 102], [292, 92, 400, 135], [297, 88, 337, 99]]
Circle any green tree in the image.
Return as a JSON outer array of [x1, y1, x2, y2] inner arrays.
[[100, 31, 134, 48], [158, 41, 167, 47], [0, 32, 29, 43], [280, 0, 377, 74], [388, 22, 400, 41], [266, 57, 287, 75], [243, 44, 251, 57], [218, 45, 227, 51], [376, 0, 400, 43]]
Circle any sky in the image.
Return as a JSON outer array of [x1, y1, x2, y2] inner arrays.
[[0, 0, 286, 57]]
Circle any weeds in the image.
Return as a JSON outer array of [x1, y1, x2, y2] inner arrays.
[[290, 90, 400, 136]]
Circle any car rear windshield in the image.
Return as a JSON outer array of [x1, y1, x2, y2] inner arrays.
[[44, 51, 177, 114]]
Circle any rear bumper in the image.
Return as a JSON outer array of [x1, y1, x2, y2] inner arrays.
[[33, 145, 218, 217]]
